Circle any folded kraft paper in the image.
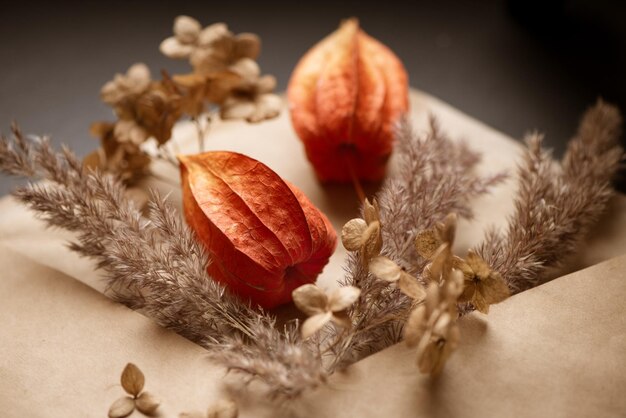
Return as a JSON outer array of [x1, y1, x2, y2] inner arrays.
[[1, 90, 625, 417]]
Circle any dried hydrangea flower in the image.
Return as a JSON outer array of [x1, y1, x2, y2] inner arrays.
[[416, 213, 509, 313], [170, 72, 241, 116], [109, 363, 160, 418], [404, 270, 463, 376], [101, 63, 151, 107], [160, 16, 260, 74], [369, 256, 426, 301], [131, 84, 182, 145], [415, 213, 457, 282], [341, 198, 382, 266], [113, 119, 149, 145], [455, 250, 510, 314], [219, 59, 282, 123], [292, 284, 360, 339], [85, 122, 151, 184]]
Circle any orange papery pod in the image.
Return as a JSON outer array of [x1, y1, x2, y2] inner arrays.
[[179, 151, 337, 309], [288, 18, 409, 183]]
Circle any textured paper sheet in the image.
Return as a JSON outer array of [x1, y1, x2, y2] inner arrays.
[[1, 90, 625, 417]]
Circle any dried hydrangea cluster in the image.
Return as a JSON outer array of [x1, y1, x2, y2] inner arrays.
[[87, 15, 280, 184], [160, 16, 281, 123]]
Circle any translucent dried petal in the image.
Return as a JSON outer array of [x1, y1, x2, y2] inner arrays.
[[327, 285, 360, 311], [424, 283, 440, 315], [341, 218, 367, 251], [292, 284, 328, 316], [247, 94, 282, 123], [482, 271, 510, 304], [330, 310, 352, 329], [256, 75, 277, 94], [436, 213, 457, 245], [233, 33, 261, 60], [398, 274, 426, 300], [160, 37, 194, 59], [174, 15, 201, 44], [445, 269, 465, 301], [198, 23, 231, 47], [120, 363, 144, 396], [230, 58, 261, 80], [429, 243, 452, 282], [361, 220, 382, 263], [362, 198, 380, 225], [301, 311, 333, 339], [108, 396, 135, 418], [127, 62, 150, 83], [404, 305, 427, 347], [369, 256, 402, 282], [415, 229, 440, 260], [432, 312, 452, 337], [220, 98, 256, 120], [465, 249, 491, 278], [136, 391, 160, 415]]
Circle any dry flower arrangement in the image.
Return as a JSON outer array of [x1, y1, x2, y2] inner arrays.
[[86, 15, 281, 185], [0, 13, 624, 414], [0, 100, 622, 402]]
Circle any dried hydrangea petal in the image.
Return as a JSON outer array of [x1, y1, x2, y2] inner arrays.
[[327, 285, 360, 312], [429, 243, 452, 282], [301, 311, 333, 339], [120, 363, 144, 397], [233, 33, 261, 60], [247, 94, 282, 123], [404, 305, 427, 348], [256, 75, 277, 94], [436, 213, 457, 245], [292, 284, 328, 316], [135, 391, 160, 415], [198, 22, 231, 47], [415, 229, 440, 260], [174, 15, 201, 44], [362, 198, 380, 225], [361, 220, 382, 263], [341, 218, 367, 251], [369, 256, 402, 282], [330, 310, 352, 329], [397, 274, 426, 301], [220, 98, 256, 120], [160, 37, 194, 59], [230, 58, 261, 80], [108, 396, 135, 418]]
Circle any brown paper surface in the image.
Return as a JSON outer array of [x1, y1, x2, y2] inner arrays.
[[1, 90, 625, 417]]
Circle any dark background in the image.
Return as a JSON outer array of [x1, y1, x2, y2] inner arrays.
[[1, 0, 625, 195]]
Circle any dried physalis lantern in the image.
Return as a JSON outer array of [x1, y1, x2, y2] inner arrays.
[[288, 18, 409, 182], [179, 151, 337, 309]]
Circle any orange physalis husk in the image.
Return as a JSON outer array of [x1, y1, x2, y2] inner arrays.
[[287, 18, 409, 183], [179, 151, 337, 309]]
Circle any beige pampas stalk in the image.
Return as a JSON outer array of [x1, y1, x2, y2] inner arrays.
[[475, 100, 624, 294], [0, 127, 326, 398], [327, 118, 506, 370]]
